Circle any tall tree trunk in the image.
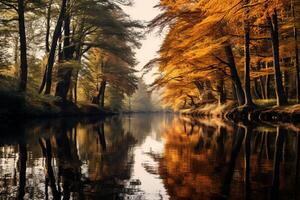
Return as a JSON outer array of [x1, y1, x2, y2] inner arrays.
[[39, 0, 53, 94], [292, 0, 300, 103], [268, 10, 288, 106], [40, 0, 67, 94], [243, 0, 254, 106], [253, 78, 262, 99], [14, 36, 19, 77], [74, 70, 78, 103], [45, 0, 52, 53], [284, 71, 289, 100], [265, 62, 272, 99], [92, 79, 106, 108], [99, 80, 106, 108], [225, 45, 245, 105], [55, 5, 74, 100], [17, 0, 28, 91], [55, 70, 72, 100], [259, 76, 266, 99]]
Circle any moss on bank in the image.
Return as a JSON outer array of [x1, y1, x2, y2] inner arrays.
[[0, 75, 114, 119]]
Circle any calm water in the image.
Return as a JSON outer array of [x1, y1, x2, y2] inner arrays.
[[0, 114, 299, 200]]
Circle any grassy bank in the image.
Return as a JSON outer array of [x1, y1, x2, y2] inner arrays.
[[0, 76, 114, 119]]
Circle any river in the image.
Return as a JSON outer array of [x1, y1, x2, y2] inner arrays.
[[0, 114, 299, 199]]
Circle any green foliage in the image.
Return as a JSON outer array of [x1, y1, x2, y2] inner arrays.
[[0, 0, 143, 112]]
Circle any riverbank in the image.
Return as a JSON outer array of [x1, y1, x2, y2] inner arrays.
[[0, 92, 114, 119], [181, 100, 300, 123], [0, 76, 114, 119], [181, 101, 236, 118]]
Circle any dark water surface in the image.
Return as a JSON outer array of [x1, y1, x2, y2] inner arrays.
[[0, 114, 299, 200]]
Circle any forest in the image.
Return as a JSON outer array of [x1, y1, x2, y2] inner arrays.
[[1, 1, 300, 199], [0, 0, 300, 121], [144, 0, 300, 122], [0, 0, 157, 117]]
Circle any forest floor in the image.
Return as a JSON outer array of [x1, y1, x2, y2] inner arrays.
[[181, 100, 300, 123], [0, 75, 114, 119]]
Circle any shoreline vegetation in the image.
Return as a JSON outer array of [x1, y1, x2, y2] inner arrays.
[[181, 100, 300, 123], [1, 0, 300, 124], [0, 76, 114, 119], [141, 0, 300, 124], [0, 75, 299, 123], [0, 76, 166, 119]]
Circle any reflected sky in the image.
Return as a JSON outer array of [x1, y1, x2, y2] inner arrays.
[[0, 114, 299, 199]]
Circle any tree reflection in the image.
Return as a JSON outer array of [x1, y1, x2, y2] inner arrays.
[[0, 116, 299, 199], [39, 138, 60, 199], [244, 125, 252, 200], [220, 126, 245, 199], [97, 121, 106, 152], [295, 133, 300, 199], [18, 141, 27, 200]]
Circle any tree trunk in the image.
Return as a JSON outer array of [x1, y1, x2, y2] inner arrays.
[[225, 45, 245, 105], [55, 69, 72, 100], [284, 71, 289, 100], [74, 70, 78, 103], [217, 78, 226, 105], [259, 76, 266, 99], [14, 37, 19, 77], [55, 6, 74, 100], [40, 0, 67, 94], [292, 0, 300, 103], [204, 80, 214, 100], [194, 80, 204, 100], [265, 64, 272, 100], [39, 0, 53, 94], [253, 78, 262, 99], [268, 10, 288, 106], [17, 0, 28, 91], [45, 0, 52, 53], [92, 79, 107, 107], [243, 0, 254, 106], [99, 80, 106, 108]]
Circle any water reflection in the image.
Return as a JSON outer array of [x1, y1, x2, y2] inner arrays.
[[0, 115, 299, 199]]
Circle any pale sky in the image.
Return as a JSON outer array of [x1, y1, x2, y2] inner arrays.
[[122, 0, 164, 85]]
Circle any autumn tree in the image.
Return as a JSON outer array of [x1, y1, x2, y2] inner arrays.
[[145, 0, 298, 110]]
